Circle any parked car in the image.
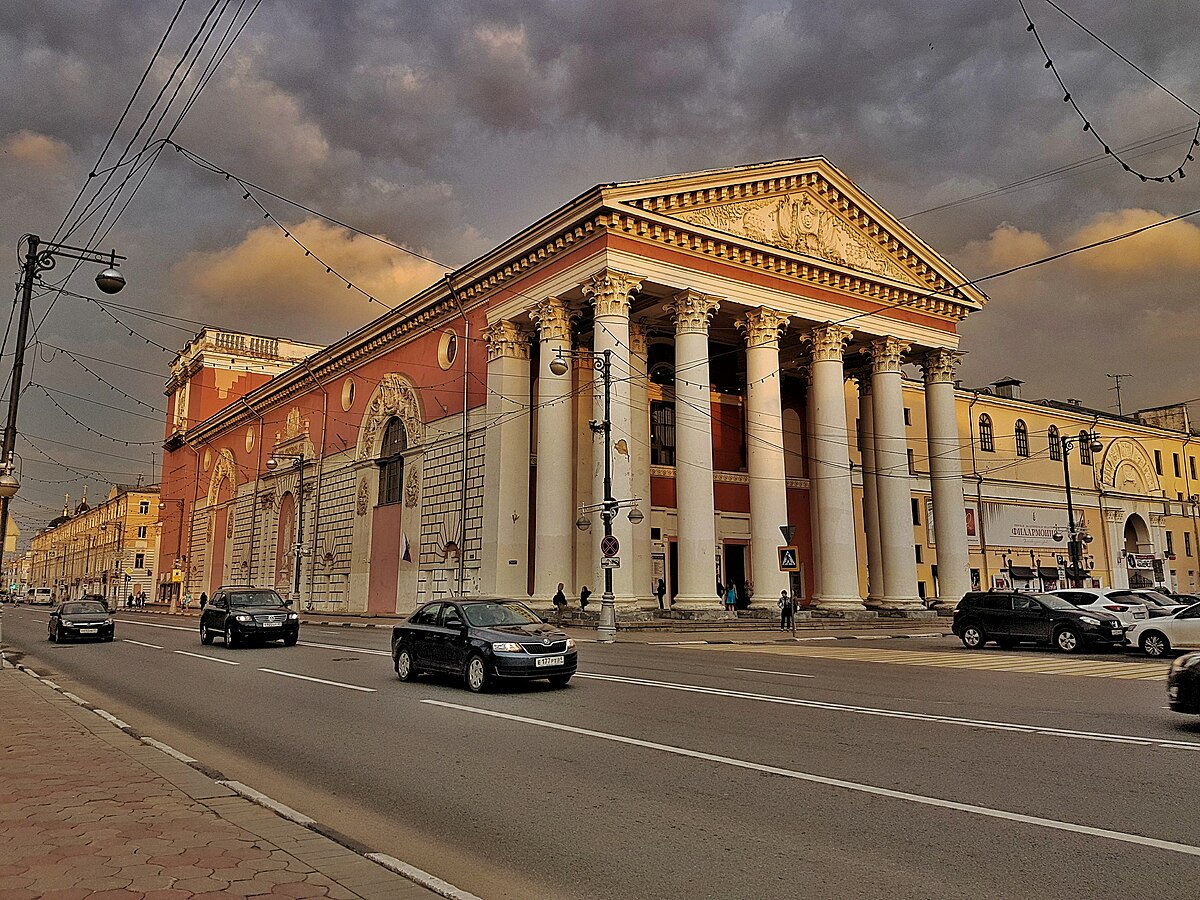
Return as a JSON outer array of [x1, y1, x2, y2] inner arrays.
[[199, 587, 299, 648], [392, 597, 577, 692], [1168, 593, 1200, 605], [1168, 651, 1200, 714], [1105, 588, 1188, 618], [1049, 588, 1145, 628], [1126, 603, 1200, 658], [47, 599, 114, 643], [952, 591, 1126, 653]]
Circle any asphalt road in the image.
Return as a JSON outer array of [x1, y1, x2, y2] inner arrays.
[[3, 607, 1199, 900]]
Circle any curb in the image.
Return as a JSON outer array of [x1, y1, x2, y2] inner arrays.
[[7, 660, 483, 900], [642, 631, 953, 646]]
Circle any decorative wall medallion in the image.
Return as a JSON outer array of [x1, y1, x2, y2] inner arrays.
[[437, 329, 459, 370], [245, 426, 255, 454], [1099, 438, 1161, 495], [202, 448, 212, 471], [340, 377, 356, 412], [404, 468, 421, 509], [356, 479, 369, 516]]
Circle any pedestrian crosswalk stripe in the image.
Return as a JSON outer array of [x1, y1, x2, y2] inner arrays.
[[683, 643, 1169, 680]]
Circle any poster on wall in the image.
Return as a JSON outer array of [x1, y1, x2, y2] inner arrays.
[[991, 574, 1012, 590], [926, 499, 982, 547], [979, 503, 1071, 550]]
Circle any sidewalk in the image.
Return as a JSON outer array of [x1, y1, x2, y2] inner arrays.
[[0, 667, 466, 900]]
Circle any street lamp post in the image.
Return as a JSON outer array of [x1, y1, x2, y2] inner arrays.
[[266, 452, 307, 599], [1054, 431, 1102, 588], [548, 348, 643, 643], [0, 235, 126, 609]]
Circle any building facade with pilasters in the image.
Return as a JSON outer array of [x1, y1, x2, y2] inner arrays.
[[158, 158, 987, 615]]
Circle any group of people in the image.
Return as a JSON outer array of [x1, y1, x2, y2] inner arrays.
[[551, 583, 591, 624], [124, 588, 147, 608]]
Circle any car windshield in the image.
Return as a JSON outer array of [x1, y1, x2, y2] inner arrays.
[[228, 591, 283, 608], [60, 601, 107, 615], [463, 601, 541, 628], [1032, 593, 1076, 611]]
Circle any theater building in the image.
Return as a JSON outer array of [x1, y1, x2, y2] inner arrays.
[[154, 157, 1197, 616]]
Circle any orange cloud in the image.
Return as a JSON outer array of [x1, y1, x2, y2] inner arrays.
[[1066, 209, 1200, 276], [959, 223, 1052, 273], [173, 219, 447, 338], [2, 130, 71, 172]]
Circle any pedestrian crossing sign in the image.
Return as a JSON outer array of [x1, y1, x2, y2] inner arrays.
[[778, 546, 799, 572]]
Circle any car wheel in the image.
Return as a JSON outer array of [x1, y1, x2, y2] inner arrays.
[[200, 624, 213, 645], [48, 624, 56, 642], [224, 623, 238, 649], [56, 624, 65, 643], [1054, 627, 1082, 653], [283, 634, 298, 647], [464, 654, 488, 693], [395, 648, 417, 681], [548, 674, 572, 687], [1140, 631, 1171, 658], [960, 624, 986, 649]]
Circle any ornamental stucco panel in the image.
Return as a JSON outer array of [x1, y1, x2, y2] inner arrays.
[[356, 374, 425, 461]]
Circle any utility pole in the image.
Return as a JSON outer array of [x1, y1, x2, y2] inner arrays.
[[1106, 373, 1132, 416]]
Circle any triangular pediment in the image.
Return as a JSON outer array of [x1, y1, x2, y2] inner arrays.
[[603, 158, 986, 307]]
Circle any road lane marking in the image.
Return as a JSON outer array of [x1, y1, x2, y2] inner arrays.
[[123, 639, 164, 649], [298, 640, 390, 656], [576, 672, 1200, 751], [117, 619, 194, 632], [173, 650, 239, 665], [425, 699, 1200, 858], [258, 668, 376, 692], [735, 668, 815, 678]]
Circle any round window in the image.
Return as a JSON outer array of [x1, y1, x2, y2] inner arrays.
[[245, 427, 255, 454], [340, 377, 356, 411], [437, 329, 459, 370]]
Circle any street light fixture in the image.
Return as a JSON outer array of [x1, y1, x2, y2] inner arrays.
[[267, 452, 308, 598], [547, 347, 643, 642], [1055, 431, 1102, 588]]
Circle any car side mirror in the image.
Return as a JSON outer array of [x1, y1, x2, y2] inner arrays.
[[284, 599, 293, 607]]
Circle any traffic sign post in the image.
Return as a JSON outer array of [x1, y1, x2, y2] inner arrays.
[[600, 556, 621, 569], [778, 546, 800, 572]]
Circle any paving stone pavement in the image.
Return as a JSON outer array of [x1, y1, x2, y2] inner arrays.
[[0, 667, 444, 899]]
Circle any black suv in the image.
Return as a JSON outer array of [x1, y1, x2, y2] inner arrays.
[[200, 586, 299, 648], [952, 591, 1126, 653]]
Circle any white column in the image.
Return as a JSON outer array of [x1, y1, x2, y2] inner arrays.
[[668, 289, 721, 609], [806, 323, 864, 609], [529, 298, 574, 604], [479, 320, 532, 597], [870, 336, 921, 610], [855, 372, 885, 606], [584, 269, 642, 607], [629, 323, 655, 609], [922, 349, 971, 604], [738, 307, 791, 605], [804, 362, 821, 600]]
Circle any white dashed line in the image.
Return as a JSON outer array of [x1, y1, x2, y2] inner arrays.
[[123, 639, 164, 649], [173, 650, 239, 666], [735, 667, 815, 678], [257, 668, 376, 692]]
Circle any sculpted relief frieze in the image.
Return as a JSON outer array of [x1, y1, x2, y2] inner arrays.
[[672, 192, 912, 282], [1099, 437, 1161, 495]]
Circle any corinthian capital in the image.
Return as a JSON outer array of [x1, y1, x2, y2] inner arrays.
[[666, 289, 720, 334], [482, 320, 532, 362], [583, 269, 643, 320], [804, 323, 853, 362], [528, 297, 574, 343], [736, 307, 790, 349], [869, 336, 911, 374], [921, 348, 963, 384]]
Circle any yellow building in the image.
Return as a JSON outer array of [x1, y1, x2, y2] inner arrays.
[[850, 377, 1199, 601], [29, 485, 162, 604]]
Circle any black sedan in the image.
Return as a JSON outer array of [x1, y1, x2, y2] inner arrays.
[[1168, 651, 1200, 715], [200, 587, 299, 647], [392, 598, 577, 692], [48, 599, 114, 643]]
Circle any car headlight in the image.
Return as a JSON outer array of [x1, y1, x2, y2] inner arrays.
[[288, 612, 299, 620], [1079, 615, 1101, 626], [566, 638, 577, 650], [492, 641, 523, 652], [234, 614, 252, 622], [103, 618, 113, 626]]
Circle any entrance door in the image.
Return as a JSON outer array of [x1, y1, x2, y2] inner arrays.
[[724, 544, 747, 608], [367, 503, 403, 615]]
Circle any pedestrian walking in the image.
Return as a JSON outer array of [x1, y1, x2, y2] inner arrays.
[[655, 578, 667, 610], [579, 585, 591, 612], [724, 582, 738, 615], [126, 592, 134, 609], [553, 582, 567, 624], [199, 591, 208, 610], [183, 591, 192, 611], [778, 590, 793, 630]]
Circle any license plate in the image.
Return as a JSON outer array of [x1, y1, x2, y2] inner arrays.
[[262, 621, 281, 627], [79, 628, 98, 634], [1111, 629, 1123, 635], [535, 655, 564, 668]]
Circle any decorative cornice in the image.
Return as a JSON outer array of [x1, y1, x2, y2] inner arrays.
[[528, 296, 574, 343], [583, 269, 643, 320], [482, 320, 532, 361], [869, 336, 910, 374], [921, 348, 962, 384], [666, 289, 720, 335], [804, 323, 853, 362], [736, 307, 790, 349]]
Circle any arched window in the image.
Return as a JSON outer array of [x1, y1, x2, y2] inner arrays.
[[1015, 420, 1029, 457], [378, 417, 407, 505], [1079, 430, 1093, 465], [978, 414, 994, 452], [1048, 425, 1061, 460]]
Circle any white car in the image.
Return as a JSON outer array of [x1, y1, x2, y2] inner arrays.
[[1105, 588, 1189, 618], [1049, 589, 1147, 629], [1127, 603, 1200, 657]]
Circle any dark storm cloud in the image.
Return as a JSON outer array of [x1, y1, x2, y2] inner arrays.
[[2, 0, 1199, 528]]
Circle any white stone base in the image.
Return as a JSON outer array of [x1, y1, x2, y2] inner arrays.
[[816, 597, 868, 611], [673, 596, 725, 611], [877, 598, 925, 611]]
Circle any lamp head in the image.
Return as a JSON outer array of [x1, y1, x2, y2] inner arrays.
[[95, 268, 126, 294], [627, 506, 644, 525], [548, 355, 569, 376], [1052, 530, 1063, 542], [0, 471, 19, 500], [1089, 438, 1103, 453], [575, 514, 591, 533], [266, 457, 279, 471]]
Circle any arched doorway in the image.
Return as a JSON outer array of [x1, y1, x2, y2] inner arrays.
[[367, 417, 409, 614], [275, 492, 296, 595], [1123, 513, 1154, 588]]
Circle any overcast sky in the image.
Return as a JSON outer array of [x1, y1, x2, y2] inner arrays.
[[2, 0, 1198, 535]]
